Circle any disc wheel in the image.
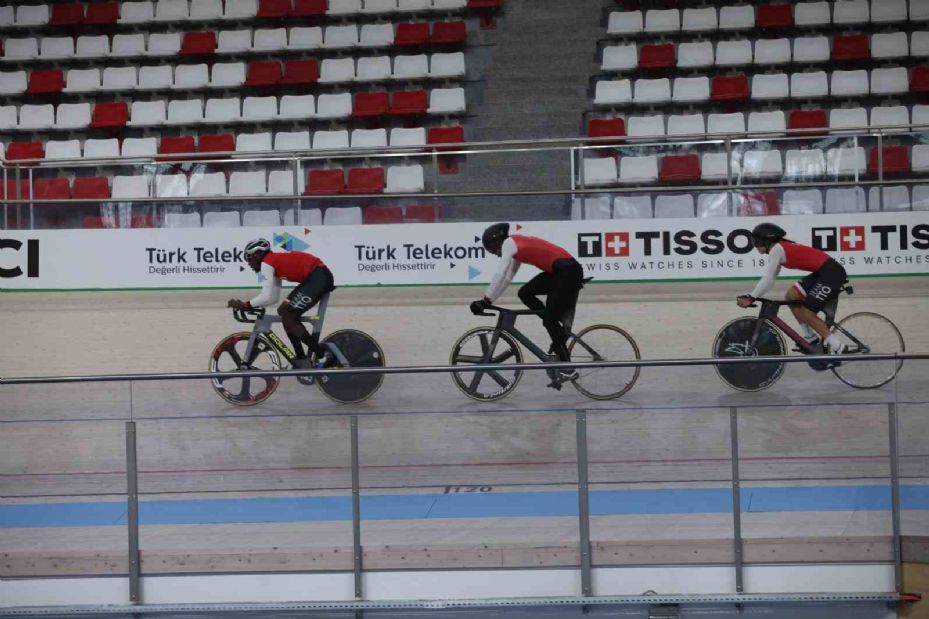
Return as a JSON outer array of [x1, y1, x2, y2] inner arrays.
[[450, 327, 524, 401], [209, 332, 282, 406], [713, 317, 787, 392], [568, 324, 640, 400], [317, 329, 385, 404], [830, 312, 905, 389]]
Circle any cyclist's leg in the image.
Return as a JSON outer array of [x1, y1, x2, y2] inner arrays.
[[786, 281, 830, 341], [280, 266, 335, 359], [517, 272, 551, 314], [793, 261, 847, 352], [543, 261, 584, 363]]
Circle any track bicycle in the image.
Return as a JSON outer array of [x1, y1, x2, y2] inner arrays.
[[209, 292, 385, 405], [449, 304, 641, 401], [712, 284, 904, 391]]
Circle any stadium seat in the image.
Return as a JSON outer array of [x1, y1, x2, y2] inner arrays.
[[3, 38, 39, 61], [244, 209, 282, 226], [328, 0, 363, 15], [913, 67, 929, 93], [363, 0, 396, 16], [869, 0, 906, 22], [285, 208, 323, 226], [593, 80, 632, 106], [711, 74, 749, 101], [871, 67, 909, 95], [83, 138, 120, 159], [27, 70, 64, 95], [619, 155, 659, 184], [82, 216, 119, 229], [794, 36, 830, 62], [275, 130, 312, 151], [76, 36, 110, 58], [269, 170, 300, 195], [607, 11, 643, 35], [672, 77, 710, 103], [645, 9, 680, 33], [830, 107, 868, 131], [181, 32, 217, 56], [163, 213, 202, 228], [229, 171, 268, 196], [868, 146, 910, 174], [167, 100, 204, 124], [915, 185, 929, 210], [323, 207, 363, 225], [582, 158, 618, 186], [1, 179, 32, 201], [432, 21, 466, 45], [174, 64, 209, 90], [394, 54, 430, 79], [872, 33, 909, 59], [148, 33, 182, 56], [784, 149, 826, 178], [697, 192, 733, 217], [869, 186, 910, 211], [281, 59, 319, 85], [781, 189, 823, 214], [678, 42, 714, 68], [748, 111, 786, 133], [914, 32, 929, 58], [427, 125, 464, 146], [246, 62, 283, 86], [431, 52, 466, 78], [211, 63, 247, 88], [639, 44, 675, 69], [357, 56, 392, 81], [313, 129, 349, 150], [741, 149, 782, 178], [757, 3, 792, 28], [914, 104, 929, 125], [826, 146, 867, 176], [751, 73, 789, 100], [602, 45, 636, 72], [398, 0, 430, 11], [427, 87, 465, 114], [55, 102, 92, 129], [19, 104, 55, 130], [45, 140, 81, 160], [654, 194, 694, 218], [102, 67, 137, 91], [320, 58, 355, 83], [155, 174, 189, 198], [316, 93, 353, 119], [159, 136, 196, 156], [364, 206, 405, 224], [112, 175, 151, 199], [701, 152, 740, 180], [396, 22, 430, 47], [390, 127, 426, 147], [324, 25, 360, 49], [156, 0, 189, 20], [7, 142, 44, 162], [290, 27, 323, 50], [198, 134, 235, 154], [571, 197, 612, 221], [205, 97, 243, 122], [189, 172, 228, 196], [307, 169, 346, 194], [633, 78, 671, 104], [254, 28, 288, 51], [138, 66, 173, 90], [755, 38, 791, 65], [72, 177, 111, 200], [716, 40, 752, 66], [832, 34, 869, 61], [218, 30, 252, 54], [626, 115, 665, 140], [225, 0, 259, 19], [203, 212, 240, 227], [832, 70, 869, 96], [258, 0, 293, 18], [386, 164, 425, 193], [825, 187, 867, 213], [788, 109, 827, 134], [64, 69, 101, 93], [120, 1, 154, 24], [794, 1, 830, 26], [350, 128, 388, 149], [659, 154, 700, 183], [15, 4, 49, 26], [682, 7, 717, 32], [913, 0, 929, 21], [236, 132, 273, 152], [39, 37, 75, 59], [0, 106, 15, 130], [85, 1, 119, 24], [912, 145, 929, 173], [667, 113, 705, 137], [360, 23, 395, 47], [435, 0, 468, 9], [50, 3, 84, 25], [243, 96, 278, 121], [111, 33, 146, 56], [122, 137, 158, 157], [833, 0, 869, 24], [870, 106, 909, 131], [613, 195, 652, 219], [129, 101, 167, 126], [588, 118, 625, 140], [791, 71, 829, 99], [719, 4, 755, 30], [280, 94, 315, 119]]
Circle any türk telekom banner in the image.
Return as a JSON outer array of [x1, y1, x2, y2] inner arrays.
[[1, 212, 928, 290]]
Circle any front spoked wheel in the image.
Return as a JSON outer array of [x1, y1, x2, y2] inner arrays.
[[317, 329, 385, 404], [568, 324, 640, 400], [713, 317, 787, 391], [209, 332, 282, 406], [830, 312, 905, 389], [450, 327, 524, 401]]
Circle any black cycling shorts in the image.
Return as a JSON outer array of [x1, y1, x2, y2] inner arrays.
[[286, 266, 335, 314], [796, 258, 846, 312]]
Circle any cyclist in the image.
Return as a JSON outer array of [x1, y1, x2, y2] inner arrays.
[[228, 238, 335, 369], [471, 223, 585, 381], [738, 223, 847, 354]]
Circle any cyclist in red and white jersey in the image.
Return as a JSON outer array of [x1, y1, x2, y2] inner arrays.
[[228, 238, 336, 368], [471, 223, 586, 381], [738, 223, 847, 354]]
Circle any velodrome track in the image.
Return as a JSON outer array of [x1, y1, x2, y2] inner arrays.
[[1, 278, 928, 576]]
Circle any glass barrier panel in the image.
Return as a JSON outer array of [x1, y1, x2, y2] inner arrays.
[[896, 359, 928, 544]]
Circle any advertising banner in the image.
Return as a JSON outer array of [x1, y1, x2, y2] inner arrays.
[[1, 213, 928, 291]]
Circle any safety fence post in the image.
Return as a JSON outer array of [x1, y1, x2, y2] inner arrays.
[[351, 415, 363, 599], [126, 421, 141, 604], [729, 407, 744, 594], [576, 409, 592, 596]]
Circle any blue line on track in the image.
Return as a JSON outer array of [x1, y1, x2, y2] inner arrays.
[[1, 485, 927, 529]]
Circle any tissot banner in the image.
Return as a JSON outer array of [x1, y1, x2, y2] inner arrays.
[[1, 213, 927, 290]]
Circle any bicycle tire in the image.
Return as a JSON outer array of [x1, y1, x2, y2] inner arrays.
[[209, 332, 282, 406], [449, 327, 524, 402], [568, 324, 641, 400], [713, 317, 787, 392], [830, 312, 905, 389], [317, 329, 386, 404]]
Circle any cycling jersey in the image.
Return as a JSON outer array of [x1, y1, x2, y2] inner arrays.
[[484, 235, 573, 302], [249, 251, 326, 308], [750, 241, 836, 300]]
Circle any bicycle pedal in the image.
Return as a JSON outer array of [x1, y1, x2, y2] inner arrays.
[[546, 379, 563, 391]]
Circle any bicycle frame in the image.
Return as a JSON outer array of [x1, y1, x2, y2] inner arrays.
[[480, 306, 580, 363], [753, 300, 816, 353]]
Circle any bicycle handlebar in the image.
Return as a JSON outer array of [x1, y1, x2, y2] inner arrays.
[[233, 307, 267, 323], [477, 304, 544, 317]]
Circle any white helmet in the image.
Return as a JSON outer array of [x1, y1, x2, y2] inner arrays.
[[244, 238, 271, 257]]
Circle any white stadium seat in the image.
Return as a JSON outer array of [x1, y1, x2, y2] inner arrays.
[[15, 4, 49, 25], [385, 164, 425, 193], [112, 175, 151, 199], [224, 0, 258, 19], [755, 39, 791, 65], [236, 132, 274, 153], [329, 0, 363, 15], [428, 87, 466, 114], [138, 66, 173, 90], [667, 113, 705, 137], [356, 56, 392, 81], [672, 77, 710, 103], [701, 152, 740, 180], [45, 140, 81, 160], [320, 58, 355, 83], [2, 38, 39, 61], [286, 209, 323, 226], [55, 103, 91, 129], [433, 0, 467, 8], [870, 106, 909, 131], [229, 171, 268, 196], [571, 197, 612, 221], [211, 63, 247, 88], [719, 5, 754, 30], [793, 36, 830, 63], [697, 193, 733, 217], [871, 67, 908, 95], [155, 174, 189, 198], [323, 25, 360, 49], [363, 0, 396, 14], [164, 213, 202, 228], [833, 0, 869, 24], [741, 149, 782, 178], [280, 95, 315, 119], [167, 100, 204, 125], [111, 34, 146, 56], [915, 32, 929, 58], [251, 28, 286, 51], [791, 71, 829, 98], [269, 171, 300, 196], [190, 173, 228, 197], [582, 158, 618, 186], [872, 33, 909, 59], [290, 27, 323, 50], [323, 207, 363, 225], [218, 30, 252, 53], [781, 189, 824, 214], [122, 137, 158, 157], [826, 147, 866, 176], [913, 0, 929, 21], [794, 1, 830, 26], [204, 212, 241, 227], [242, 96, 278, 121], [626, 115, 665, 140], [19, 104, 54, 130], [677, 41, 714, 68], [83, 139, 120, 159], [174, 64, 209, 90], [871, 0, 906, 22], [915, 185, 929, 211], [633, 78, 671, 104], [147, 33, 181, 56], [393, 54, 429, 80], [244, 210, 282, 226], [607, 11, 643, 35], [102, 67, 137, 91], [831, 70, 869, 96], [645, 9, 680, 33], [120, 1, 155, 23], [914, 105, 929, 126], [360, 23, 395, 47], [350, 128, 388, 149], [784, 149, 826, 179], [613, 195, 652, 218], [707, 112, 745, 135], [0, 6, 11, 27], [0, 71, 27, 95], [205, 97, 242, 122], [274, 131, 312, 151], [40, 37, 75, 59], [748, 111, 786, 134], [76, 36, 110, 58], [619, 155, 659, 184], [654, 194, 694, 218], [602, 45, 637, 71], [716, 40, 752, 66], [129, 101, 167, 126], [829, 107, 868, 131], [316, 93, 353, 119], [913, 145, 929, 173], [0, 106, 15, 130], [313, 129, 350, 150], [390, 127, 426, 147], [398, 0, 430, 11], [593, 80, 632, 106], [825, 187, 866, 213], [155, 0, 189, 21], [682, 7, 717, 32], [65, 69, 102, 93], [751, 73, 789, 100], [869, 186, 910, 211]]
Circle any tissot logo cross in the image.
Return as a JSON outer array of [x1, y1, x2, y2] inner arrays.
[[577, 232, 630, 257], [604, 232, 630, 257]]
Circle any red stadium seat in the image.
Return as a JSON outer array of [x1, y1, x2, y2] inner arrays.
[[659, 154, 700, 183], [711, 74, 749, 101], [431, 21, 467, 45], [33, 178, 71, 200], [50, 3, 84, 25], [72, 177, 111, 200], [293, 0, 327, 16], [390, 90, 428, 115], [740, 191, 780, 217], [788, 109, 827, 135], [90, 102, 129, 129], [180, 32, 217, 56], [27, 70, 65, 94], [404, 204, 440, 222], [305, 169, 345, 195], [159, 136, 196, 156], [198, 134, 235, 154], [868, 146, 910, 175], [363, 206, 404, 224], [2, 180, 33, 200], [427, 125, 464, 147], [7, 142, 44, 161], [587, 118, 625, 140], [832, 35, 869, 61], [84, 1, 119, 24], [82, 215, 118, 229], [912, 67, 929, 93], [639, 44, 675, 69], [246, 62, 282, 86], [258, 0, 292, 17], [756, 3, 792, 28], [353, 91, 390, 118], [346, 167, 385, 194], [129, 214, 156, 228], [468, 0, 502, 7], [396, 22, 430, 46], [282, 59, 319, 85]]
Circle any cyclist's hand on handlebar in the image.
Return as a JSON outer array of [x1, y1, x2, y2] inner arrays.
[[470, 299, 490, 315], [227, 299, 250, 310], [736, 295, 755, 308]]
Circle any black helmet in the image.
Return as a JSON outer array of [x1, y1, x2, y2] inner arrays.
[[244, 238, 271, 257], [482, 223, 510, 253], [751, 223, 786, 244]]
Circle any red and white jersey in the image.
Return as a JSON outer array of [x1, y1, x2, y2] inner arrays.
[[749, 241, 830, 299], [249, 251, 325, 307], [483, 235, 573, 302]]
